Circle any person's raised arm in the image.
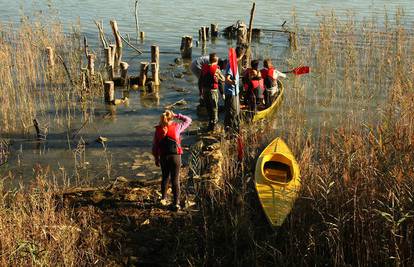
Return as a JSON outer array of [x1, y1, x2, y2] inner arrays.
[[173, 112, 192, 134]]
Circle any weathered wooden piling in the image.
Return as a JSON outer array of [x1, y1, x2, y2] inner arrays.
[[87, 54, 95, 76], [199, 27, 207, 42], [151, 45, 160, 85], [252, 28, 261, 40], [45, 47, 55, 68], [110, 20, 123, 69], [237, 23, 248, 45], [104, 81, 115, 104], [211, 24, 219, 37], [180, 36, 193, 59], [139, 62, 149, 86], [289, 32, 298, 51], [120, 62, 129, 86], [151, 62, 160, 86], [140, 31, 145, 41], [109, 44, 116, 67], [205, 27, 210, 38], [104, 47, 112, 66]]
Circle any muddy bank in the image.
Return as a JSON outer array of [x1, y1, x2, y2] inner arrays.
[[61, 133, 227, 266]]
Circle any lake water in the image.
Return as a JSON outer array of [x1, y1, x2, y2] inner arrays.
[[0, 0, 413, 184]]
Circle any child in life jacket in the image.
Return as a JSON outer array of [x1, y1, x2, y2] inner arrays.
[[243, 59, 264, 114], [260, 58, 286, 108]]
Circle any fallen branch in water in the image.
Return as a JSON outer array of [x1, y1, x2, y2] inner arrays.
[[120, 34, 143, 54]]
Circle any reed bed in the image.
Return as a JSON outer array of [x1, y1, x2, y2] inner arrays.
[[0, 17, 99, 134]]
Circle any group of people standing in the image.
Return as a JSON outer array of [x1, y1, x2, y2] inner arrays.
[[152, 47, 285, 211], [191, 48, 286, 132]]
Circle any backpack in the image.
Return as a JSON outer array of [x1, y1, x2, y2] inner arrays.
[[160, 136, 179, 155]]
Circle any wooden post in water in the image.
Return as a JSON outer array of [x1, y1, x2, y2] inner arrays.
[[180, 36, 193, 59], [140, 31, 145, 41], [151, 62, 159, 86], [289, 32, 298, 51], [45, 47, 55, 68], [87, 54, 95, 76], [205, 27, 210, 38], [211, 24, 219, 37], [109, 44, 116, 67], [104, 47, 112, 66], [110, 20, 123, 70], [151, 45, 160, 85], [252, 28, 261, 40], [104, 81, 115, 104], [139, 62, 149, 86], [107, 65, 114, 81], [247, 2, 256, 44], [199, 27, 207, 42], [120, 62, 129, 87], [237, 23, 248, 46]]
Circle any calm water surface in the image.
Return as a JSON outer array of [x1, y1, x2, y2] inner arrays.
[[0, 0, 412, 184]]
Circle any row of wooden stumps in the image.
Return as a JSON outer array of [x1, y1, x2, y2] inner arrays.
[[97, 19, 161, 104]]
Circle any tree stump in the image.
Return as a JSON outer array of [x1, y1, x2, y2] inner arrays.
[[104, 81, 115, 104], [211, 24, 219, 37], [151, 62, 160, 86], [237, 23, 248, 46], [110, 20, 123, 70], [180, 36, 193, 59], [139, 62, 149, 86], [120, 62, 129, 87]]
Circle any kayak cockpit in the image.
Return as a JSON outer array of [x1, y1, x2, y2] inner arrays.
[[262, 154, 293, 184]]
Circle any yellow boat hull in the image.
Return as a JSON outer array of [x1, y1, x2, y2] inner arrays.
[[255, 138, 300, 227], [252, 80, 284, 122]]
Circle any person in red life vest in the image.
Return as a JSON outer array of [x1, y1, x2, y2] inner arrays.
[[199, 53, 225, 131], [260, 58, 286, 108], [152, 110, 192, 211], [243, 59, 264, 116]]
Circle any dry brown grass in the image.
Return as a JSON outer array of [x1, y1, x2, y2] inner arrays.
[[0, 168, 106, 265]]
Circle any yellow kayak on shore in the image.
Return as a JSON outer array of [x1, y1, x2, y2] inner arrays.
[[255, 137, 300, 227], [252, 80, 284, 122]]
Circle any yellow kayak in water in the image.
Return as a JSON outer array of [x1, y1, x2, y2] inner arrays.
[[255, 137, 300, 227], [252, 80, 284, 122]]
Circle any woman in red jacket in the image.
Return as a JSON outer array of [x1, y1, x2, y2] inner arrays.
[[152, 110, 192, 211]]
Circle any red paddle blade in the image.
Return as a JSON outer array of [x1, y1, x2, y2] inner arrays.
[[293, 66, 310, 75]]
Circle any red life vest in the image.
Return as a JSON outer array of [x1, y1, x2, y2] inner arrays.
[[201, 64, 219, 89], [243, 68, 263, 91], [155, 123, 182, 155], [260, 67, 277, 88]]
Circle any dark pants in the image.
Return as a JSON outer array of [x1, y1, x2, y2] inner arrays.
[[224, 94, 240, 133], [204, 89, 219, 128], [160, 154, 181, 205]]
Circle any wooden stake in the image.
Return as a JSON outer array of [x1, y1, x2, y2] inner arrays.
[[120, 62, 129, 87], [139, 62, 149, 86], [151, 62, 160, 86], [110, 20, 123, 69], [205, 27, 210, 38], [107, 65, 114, 81], [87, 54, 95, 76], [151, 45, 160, 65], [180, 36, 193, 59], [199, 27, 207, 42], [237, 23, 248, 46], [289, 32, 298, 51], [211, 24, 219, 37], [104, 47, 112, 66], [104, 81, 115, 104], [247, 2, 256, 44], [45, 47, 54, 67], [109, 44, 116, 68], [140, 31, 145, 41]]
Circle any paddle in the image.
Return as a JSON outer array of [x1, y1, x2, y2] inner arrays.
[[283, 66, 310, 75]]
